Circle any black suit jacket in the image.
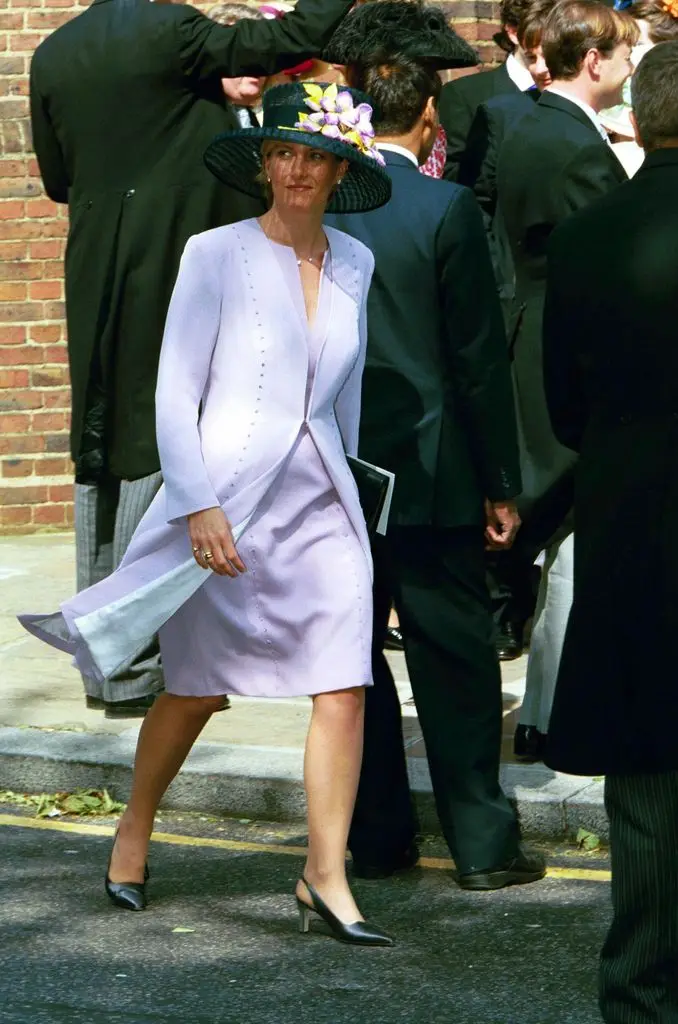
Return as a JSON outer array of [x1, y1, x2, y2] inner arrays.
[[458, 90, 536, 309], [496, 91, 627, 525], [439, 62, 519, 183], [543, 149, 678, 777], [328, 151, 521, 529], [30, 0, 352, 481]]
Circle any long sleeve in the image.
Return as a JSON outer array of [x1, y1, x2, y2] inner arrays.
[[543, 227, 588, 453], [438, 187, 522, 500], [177, 0, 352, 82], [155, 236, 223, 524], [29, 57, 69, 204], [439, 82, 475, 183], [334, 254, 374, 456]]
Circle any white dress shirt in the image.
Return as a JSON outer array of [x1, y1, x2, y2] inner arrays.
[[375, 143, 419, 168], [506, 53, 538, 92]]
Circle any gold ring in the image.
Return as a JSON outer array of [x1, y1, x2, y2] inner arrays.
[[192, 546, 200, 553], [204, 551, 214, 560]]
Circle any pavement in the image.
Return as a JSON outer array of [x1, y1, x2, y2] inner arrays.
[[0, 809, 612, 1024], [0, 534, 608, 842]]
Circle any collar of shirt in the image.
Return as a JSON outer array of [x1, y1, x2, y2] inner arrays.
[[376, 143, 419, 168], [545, 87, 609, 142], [506, 53, 538, 92]]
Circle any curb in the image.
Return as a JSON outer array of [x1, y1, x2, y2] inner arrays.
[[0, 726, 608, 842]]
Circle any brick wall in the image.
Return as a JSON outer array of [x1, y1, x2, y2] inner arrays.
[[0, 0, 502, 535]]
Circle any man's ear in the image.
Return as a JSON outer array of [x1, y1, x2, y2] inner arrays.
[[424, 96, 439, 127], [629, 109, 644, 150], [505, 23, 520, 49]]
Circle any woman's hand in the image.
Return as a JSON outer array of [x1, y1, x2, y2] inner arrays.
[[188, 507, 247, 578]]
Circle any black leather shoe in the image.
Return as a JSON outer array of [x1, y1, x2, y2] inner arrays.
[[105, 838, 149, 912], [514, 724, 546, 763], [496, 621, 523, 661], [296, 878, 394, 946], [384, 626, 404, 651], [458, 844, 546, 891], [351, 842, 419, 880]]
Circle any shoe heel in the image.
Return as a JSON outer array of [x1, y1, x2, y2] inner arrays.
[[296, 898, 311, 934]]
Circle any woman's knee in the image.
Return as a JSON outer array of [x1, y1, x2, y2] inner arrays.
[[313, 687, 365, 721], [167, 693, 229, 717]]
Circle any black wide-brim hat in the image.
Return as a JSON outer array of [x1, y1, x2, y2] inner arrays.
[[204, 83, 392, 215], [323, 0, 478, 71]]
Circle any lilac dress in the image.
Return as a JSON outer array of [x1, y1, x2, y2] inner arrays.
[[160, 238, 371, 697], [19, 221, 376, 702]]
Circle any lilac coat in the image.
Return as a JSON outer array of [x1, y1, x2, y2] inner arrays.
[[21, 220, 375, 685]]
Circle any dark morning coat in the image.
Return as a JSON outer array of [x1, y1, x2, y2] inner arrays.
[[29, 0, 353, 483], [438, 62, 519, 183], [543, 148, 678, 778], [328, 151, 521, 529], [458, 89, 536, 312], [496, 91, 627, 532]]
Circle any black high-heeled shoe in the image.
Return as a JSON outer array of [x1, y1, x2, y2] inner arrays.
[[296, 877, 394, 947], [105, 833, 149, 912]]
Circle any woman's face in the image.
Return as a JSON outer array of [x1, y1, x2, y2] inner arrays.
[[264, 142, 349, 213]]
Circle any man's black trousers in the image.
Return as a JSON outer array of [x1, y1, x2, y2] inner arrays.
[[348, 525, 520, 876], [600, 772, 678, 1023]]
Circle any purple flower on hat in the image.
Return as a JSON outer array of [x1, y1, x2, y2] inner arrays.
[[294, 83, 385, 166]]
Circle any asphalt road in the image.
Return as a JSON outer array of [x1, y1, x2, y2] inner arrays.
[[0, 810, 611, 1024]]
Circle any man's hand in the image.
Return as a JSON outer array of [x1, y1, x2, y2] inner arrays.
[[188, 506, 247, 578], [484, 499, 521, 550]]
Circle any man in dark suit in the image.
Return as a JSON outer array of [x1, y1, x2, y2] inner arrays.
[[457, 0, 555, 665], [542, 41, 678, 1024], [439, 0, 547, 182], [495, 0, 633, 756], [329, 53, 545, 889], [30, 0, 354, 717]]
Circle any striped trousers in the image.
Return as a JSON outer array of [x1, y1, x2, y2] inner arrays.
[[600, 772, 678, 1023], [74, 471, 164, 704]]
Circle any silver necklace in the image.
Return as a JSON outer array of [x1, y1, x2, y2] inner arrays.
[[296, 252, 325, 268]]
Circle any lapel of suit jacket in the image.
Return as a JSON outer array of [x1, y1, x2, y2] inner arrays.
[[538, 91, 606, 141]]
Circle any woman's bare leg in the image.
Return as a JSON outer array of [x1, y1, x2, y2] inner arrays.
[[108, 692, 227, 883], [296, 687, 365, 923]]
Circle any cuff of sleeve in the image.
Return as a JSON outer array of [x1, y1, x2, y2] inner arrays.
[[165, 486, 221, 526]]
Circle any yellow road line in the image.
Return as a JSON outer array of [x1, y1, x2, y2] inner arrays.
[[0, 813, 611, 882]]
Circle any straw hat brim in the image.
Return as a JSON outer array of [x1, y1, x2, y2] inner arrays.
[[204, 127, 392, 214]]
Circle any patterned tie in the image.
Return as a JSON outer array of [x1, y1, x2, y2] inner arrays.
[[526, 85, 540, 102]]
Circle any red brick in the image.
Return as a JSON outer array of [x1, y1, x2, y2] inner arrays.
[[0, 281, 27, 301], [0, 433, 45, 455], [0, 344, 45, 364], [0, 222, 44, 241], [48, 483, 73, 503], [30, 240, 62, 259], [29, 280, 62, 300], [0, 389, 45, 411], [44, 433, 70, 453], [29, 324, 61, 344], [0, 412, 31, 433], [0, 261, 44, 280], [27, 11, 76, 29], [26, 198, 57, 218], [0, 243, 28, 262], [41, 388, 71, 409], [42, 300, 66, 319], [1, 458, 33, 478], [0, 368, 29, 388], [36, 456, 71, 476], [0, 160, 27, 177], [32, 411, 68, 431], [33, 503, 68, 525], [0, 303, 47, 324], [9, 33, 44, 52], [0, 326, 25, 344], [0, 200, 26, 220], [0, 505, 32, 526], [0, 484, 47, 506], [43, 345, 68, 364]]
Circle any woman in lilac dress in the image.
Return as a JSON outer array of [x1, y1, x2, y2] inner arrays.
[[21, 83, 392, 945]]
